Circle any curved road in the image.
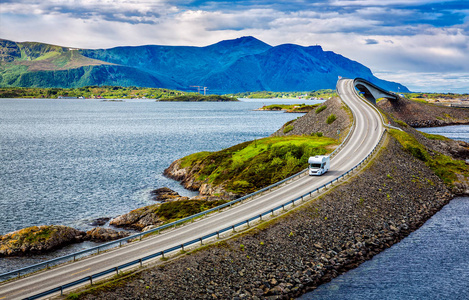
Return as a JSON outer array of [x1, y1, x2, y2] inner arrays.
[[0, 79, 384, 299]]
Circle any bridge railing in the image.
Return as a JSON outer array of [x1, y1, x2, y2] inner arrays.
[[351, 78, 403, 132], [22, 126, 387, 300], [0, 97, 358, 283]]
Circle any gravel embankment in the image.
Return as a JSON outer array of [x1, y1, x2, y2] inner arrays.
[[378, 97, 469, 127], [272, 97, 351, 140], [80, 136, 454, 299]]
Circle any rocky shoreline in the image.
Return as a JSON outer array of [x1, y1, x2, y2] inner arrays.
[[0, 225, 130, 257], [79, 132, 463, 300], [74, 99, 468, 299], [1, 95, 467, 298]]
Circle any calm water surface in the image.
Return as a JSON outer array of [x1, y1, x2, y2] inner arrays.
[[300, 124, 469, 299], [0, 98, 311, 236], [0, 98, 313, 272]]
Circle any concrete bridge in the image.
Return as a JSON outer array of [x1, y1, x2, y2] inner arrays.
[[353, 78, 399, 104]]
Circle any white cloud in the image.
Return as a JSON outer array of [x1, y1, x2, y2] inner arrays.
[[0, 0, 468, 92]]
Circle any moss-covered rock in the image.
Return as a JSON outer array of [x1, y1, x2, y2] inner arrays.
[[110, 198, 228, 231], [85, 227, 130, 242], [0, 225, 85, 257]]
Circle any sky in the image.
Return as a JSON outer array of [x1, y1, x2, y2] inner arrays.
[[1, 0, 468, 93]]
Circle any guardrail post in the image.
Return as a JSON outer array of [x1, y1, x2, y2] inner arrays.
[[271, 209, 274, 216], [247, 220, 250, 227], [200, 238, 203, 245], [182, 244, 185, 251], [140, 235, 142, 241], [119, 241, 122, 247], [74, 255, 76, 262], [89, 276, 93, 285], [282, 205, 285, 211], [217, 231, 220, 239], [115, 267, 119, 275], [140, 259, 143, 267], [97, 248, 100, 255], [232, 225, 236, 233], [259, 214, 262, 221]]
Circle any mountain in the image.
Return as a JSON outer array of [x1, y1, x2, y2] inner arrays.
[[0, 37, 409, 93]]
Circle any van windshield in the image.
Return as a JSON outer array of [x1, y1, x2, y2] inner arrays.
[[310, 163, 321, 169]]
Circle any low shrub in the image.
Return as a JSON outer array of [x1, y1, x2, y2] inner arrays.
[[283, 125, 294, 133], [326, 114, 337, 124], [315, 105, 327, 114]]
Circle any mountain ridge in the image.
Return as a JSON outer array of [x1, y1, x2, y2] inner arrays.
[[0, 36, 409, 93]]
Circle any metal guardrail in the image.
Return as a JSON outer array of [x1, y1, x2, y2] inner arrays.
[[22, 122, 388, 300], [0, 92, 358, 284], [6, 81, 390, 299]]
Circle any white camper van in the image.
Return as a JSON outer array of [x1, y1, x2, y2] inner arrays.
[[308, 155, 330, 176]]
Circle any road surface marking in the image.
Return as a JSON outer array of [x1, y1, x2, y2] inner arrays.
[[71, 267, 91, 276]]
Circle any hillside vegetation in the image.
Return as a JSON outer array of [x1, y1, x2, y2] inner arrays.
[[0, 86, 190, 99], [165, 135, 337, 197], [256, 103, 320, 113], [159, 94, 238, 102], [229, 89, 337, 99]]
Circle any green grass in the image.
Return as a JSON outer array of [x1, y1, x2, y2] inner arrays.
[[159, 94, 237, 102], [259, 103, 319, 112], [389, 129, 469, 186], [315, 105, 327, 114], [421, 132, 449, 141], [326, 114, 337, 124], [283, 125, 294, 133], [156, 200, 228, 221], [178, 135, 337, 195], [0, 86, 195, 99]]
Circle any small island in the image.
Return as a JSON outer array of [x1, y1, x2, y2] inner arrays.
[[256, 103, 320, 113], [157, 94, 238, 102]]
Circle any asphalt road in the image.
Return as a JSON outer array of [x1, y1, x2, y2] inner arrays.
[[0, 79, 384, 299]]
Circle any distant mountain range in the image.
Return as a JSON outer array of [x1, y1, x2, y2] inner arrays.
[[0, 36, 409, 93]]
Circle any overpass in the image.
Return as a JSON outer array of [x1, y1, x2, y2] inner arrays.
[[353, 78, 399, 104], [0, 78, 389, 300]]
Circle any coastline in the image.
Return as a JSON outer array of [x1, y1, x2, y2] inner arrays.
[[1, 97, 468, 299], [78, 132, 461, 299], [68, 99, 468, 298]]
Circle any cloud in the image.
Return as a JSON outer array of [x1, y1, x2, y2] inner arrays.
[[365, 38, 379, 44], [0, 0, 468, 92]]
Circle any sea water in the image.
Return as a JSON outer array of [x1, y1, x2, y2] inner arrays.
[[0, 98, 312, 236]]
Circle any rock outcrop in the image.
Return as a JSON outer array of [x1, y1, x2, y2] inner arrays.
[[150, 187, 187, 202], [85, 227, 130, 242], [110, 188, 226, 231], [0, 225, 85, 257], [109, 204, 165, 231]]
